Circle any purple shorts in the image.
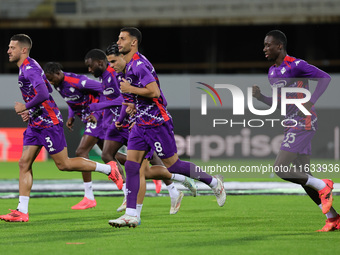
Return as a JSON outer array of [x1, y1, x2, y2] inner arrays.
[[280, 128, 316, 155], [127, 120, 177, 159], [23, 123, 67, 155], [104, 124, 129, 145], [83, 115, 105, 140]]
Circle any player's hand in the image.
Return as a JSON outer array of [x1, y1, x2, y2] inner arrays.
[[298, 101, 313, 117], [115, 121, 123, 130], [120, 78, 132, 94], [123, 102, 136, 117], [66, 117, 75, 131], [18, 110, 30, 122], [14, 102, 26, 113], [86, 115, 97, 124], [129, 122, 136, 131], [252, 85, 262, 100]]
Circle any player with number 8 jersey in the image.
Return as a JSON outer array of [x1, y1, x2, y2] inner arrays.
[[107, 27, 226, 228]]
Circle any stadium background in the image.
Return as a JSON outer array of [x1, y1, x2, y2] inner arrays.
[[1, 3, 340, 254], [0, 0, 340, 162]]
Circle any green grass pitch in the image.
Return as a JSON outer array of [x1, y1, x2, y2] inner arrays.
[[0, 196, 339, 255], [0, 159, 339, 254]]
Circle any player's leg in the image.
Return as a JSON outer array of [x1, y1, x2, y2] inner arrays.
[[49, 146, 122, 189], [162, 153, 225, 207], [143, 120, 225, 206], [136, 160, 147, 225], [275, 149, 333, 214], [102, 139, 128, 210], [292, 154, 321, 205], [294, 154, 340, 231], [273, 150, 304, 183], [115, 151, 128, 212], [149, 154, 163, 193], [102, 139, 126, 180], [109, 149, 146, 228], [47, 123, 122, 187], [115, 151, 127, 165], [149, 152, 197, 196], [0, 145, 41, 222], [144, 163, 183, 214], [71, 135, 100, 210], [102, 125, 129, 196]]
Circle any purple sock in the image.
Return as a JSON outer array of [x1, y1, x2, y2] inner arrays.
[[125, 160, 141, 210], [167, 159, 212, 185]]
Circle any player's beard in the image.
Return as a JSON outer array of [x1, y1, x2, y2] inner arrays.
[[9, 55, 20, 63], [119, 47, 130, 55], [93, 68, 103, 78]]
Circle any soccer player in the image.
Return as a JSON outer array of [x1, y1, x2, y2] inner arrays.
[[43, 62, 124, 210], [108, 27, 226, 228], [253, 30, 339, 232], [0, 34, 121, 222], [85, 49, 197, 216]]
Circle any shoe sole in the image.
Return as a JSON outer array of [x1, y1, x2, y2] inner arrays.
[[1, 218, 28, 222], [71, 206, 96, 210], [108, 222, 137, 228]]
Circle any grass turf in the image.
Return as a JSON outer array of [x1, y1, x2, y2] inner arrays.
[[0, 195, 339, 255]]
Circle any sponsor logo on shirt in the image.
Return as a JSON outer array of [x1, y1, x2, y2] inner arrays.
[[69, 87, 75, 93], [295, 60, 301, 66], [281, 67, 286, 74], [64, 95, 80, 101], [136, 60, 143, 66], [81, 80, 87, 87], [103, 87, 115, 95], [126, 77, 133, 84], [272, 80, 287, 88]]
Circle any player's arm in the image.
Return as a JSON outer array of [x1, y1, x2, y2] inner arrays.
[[309, 69, 331, 105], [66, 105, 75, 131], [293, 61, 331, 105], [293, 61, 331, 116], [252, 85, 273, 106], [88, 95, 124, 111], [79, 78, 103, 94], [15, 83, 49, 113], [15, 67, 50, 113], [121, 63, 160, 98], [120, 78, 160, 98]]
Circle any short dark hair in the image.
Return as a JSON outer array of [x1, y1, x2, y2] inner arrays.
[[266, 30, 287, 50], [120, 27, 142, 46], [10, 34, 32, 51], [43, 62, 63, 74], [84, 49, 107, 61], [105, 43, 120, 56]]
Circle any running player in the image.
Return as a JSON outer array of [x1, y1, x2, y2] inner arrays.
[[0, 34, 121, 222], [43, 62, 123, 210], [108, 27, 226, 228], [84, 49, 197, 216], [253, 30, 339, 232]]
